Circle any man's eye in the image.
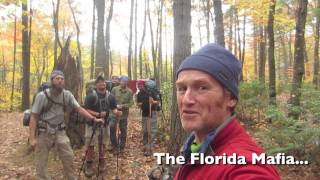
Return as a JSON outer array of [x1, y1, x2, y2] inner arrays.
[[177, 87, 186, 92], [199, 86, 208, 90]]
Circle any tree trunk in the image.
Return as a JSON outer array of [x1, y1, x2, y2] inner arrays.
[[213, 0, 225, 47], [240, 15, 246, 81], [236, 13, 241, 61], [313, 0, 320, 87], [233, 8, 237, 56], [110, 51, 113, 76], [288, 31, 293, 67], [280, 34, 289, 81], [241, 15, 246, 64], [144, 50, 150, 77], [56, 37, 84, 148], [164, 14, 169, 82], [21, 0, 30, 110], [95, 0, 106, 77], [127, 0, 134, 79], [52, 0, 62, 68], [253, 24, 258, 79], [68, 0, 83, 101], [105, 0, 114, 79], [133, 0, 138, 80], [258, 26, 266, 83], [289, 0, 308, 119], [205, 0, 211, 43], [228, 6, 233, 52], [198, 19, 202, 47], [157, 0, 164, 86], [147, 0, 158, 80], [1, 45, 5, 83], [168, 0, 191, 156], [11, 9, 17, 111], [139, 0, 147, 79], [90, 0, 96, 79], [268, 0, 276, 105]]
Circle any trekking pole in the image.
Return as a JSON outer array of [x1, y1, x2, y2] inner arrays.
[[97, 123, 103, 179], [97, 99, 106, 179], [146, 100, 152, 155], [115, 115, 121, 180], [78, 121, 98, 178]]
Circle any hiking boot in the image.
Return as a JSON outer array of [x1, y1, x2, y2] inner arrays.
[[144, 150, 152, 156], [107, 145, 114, 152], [113, 149, 119, 155], [84, 161, 95, 177], [97, 174, 105, 180], [84, 146, 95, 177], [144, 146, 152, 156], [119, 148, 125, 154]]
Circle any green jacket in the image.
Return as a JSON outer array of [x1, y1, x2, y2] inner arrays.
[[111, 86, 133, 118]]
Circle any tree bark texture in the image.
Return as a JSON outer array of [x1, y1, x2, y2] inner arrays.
[[22, 0, 30, 110], [105, 0, 114, 79], [213, 0, 225, 47], [313, 0, 320, 87], [289, 0, 308, 119], [168, 0, 191, 156], [127, 0, 134, 79], [267, 0, 276, 104], [95, 0, 106, 77]]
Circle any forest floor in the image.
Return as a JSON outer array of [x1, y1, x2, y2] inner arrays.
[[0, 108, 165, 180], [0, 108, 319, 180]]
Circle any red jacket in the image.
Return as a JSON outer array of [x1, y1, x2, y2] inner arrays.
[[174, 118, 280, 180]]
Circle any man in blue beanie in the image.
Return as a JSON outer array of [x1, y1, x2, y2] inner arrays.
[[174, 44, 280, 179], [110, 75, 133, 154]]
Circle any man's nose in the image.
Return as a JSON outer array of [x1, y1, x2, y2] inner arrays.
[[182, 88, 196, 105]]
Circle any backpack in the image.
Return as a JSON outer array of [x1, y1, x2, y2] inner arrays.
[[145, 80, 162, 111], [22, 82, 51, 126], [85, 80, 110, 108]]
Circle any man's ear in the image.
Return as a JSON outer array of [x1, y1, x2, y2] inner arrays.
[[228, 98, 237, 107]]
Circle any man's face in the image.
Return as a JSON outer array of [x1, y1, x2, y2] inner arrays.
[[138, 84, 145, 91], [176, 70, 234, 135], [96, 80, 106, 91], [120, 80, 127, 88], [51, 75, 65, 90]]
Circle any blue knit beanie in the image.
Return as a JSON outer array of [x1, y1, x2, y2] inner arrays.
[[120, 75, 129, 82], [177, 43, 242, 99], [50, 70, 64, 80]]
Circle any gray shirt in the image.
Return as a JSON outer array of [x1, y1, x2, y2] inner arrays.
[[31, 89, 80, 125]]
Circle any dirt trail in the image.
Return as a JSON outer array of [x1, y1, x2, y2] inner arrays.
[[0, 108, 164, 179]]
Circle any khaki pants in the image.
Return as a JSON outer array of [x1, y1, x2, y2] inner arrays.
[[85, 124, 110, 146], [35, 130, 76, 180]]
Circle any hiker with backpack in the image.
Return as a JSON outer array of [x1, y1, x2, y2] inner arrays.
[[136, 79, 160, 156], [29, 70, 104, 180], [82, 75, 122, 177], [110, 75, 133, 154]]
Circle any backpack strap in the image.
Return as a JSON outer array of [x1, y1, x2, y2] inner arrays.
[[44, 90, 65, 107], [41, 89, 66, 125], [93, 90, 99, 106]]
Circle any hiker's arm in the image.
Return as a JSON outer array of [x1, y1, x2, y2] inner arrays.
[[76, 107, 103, 123], [149, 96, 159, 105], [109, 95, 122, 117], [120, 91, 134, 109], [112, 108, 122, 117], [29, 113, 38, 146], [86, 109, 100, 117]]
